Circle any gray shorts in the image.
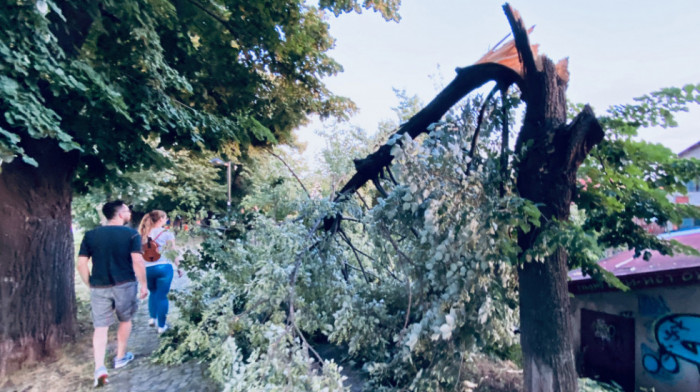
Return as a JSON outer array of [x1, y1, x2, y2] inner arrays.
[[90, 281, 138, 327]]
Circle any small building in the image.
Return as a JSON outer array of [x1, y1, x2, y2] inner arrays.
[[678, 141, 700, 229], [679, 141, 700, 160], [569, 229, 700, 392]]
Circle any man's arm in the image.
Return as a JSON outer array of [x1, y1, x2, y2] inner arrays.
[[131, 253, 148, 299], [77, 256, 91, 287]]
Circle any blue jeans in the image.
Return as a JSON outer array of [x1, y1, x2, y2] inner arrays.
[[146, 264, 173, 328]]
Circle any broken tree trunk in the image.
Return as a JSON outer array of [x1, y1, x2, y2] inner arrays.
[[504, 5, 604, 392], [327, 4, 605, 391]]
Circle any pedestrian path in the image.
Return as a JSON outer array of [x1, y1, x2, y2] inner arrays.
[[0, 271, 218, 392], [100, 273, 217, 392]]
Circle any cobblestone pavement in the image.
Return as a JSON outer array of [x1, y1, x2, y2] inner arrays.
[[0, 271, 219, 392], [100, 272, 218, 392]]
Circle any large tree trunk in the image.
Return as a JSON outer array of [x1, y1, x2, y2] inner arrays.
[[0, 138, 79, 376], [517, 249, 577, 391], [0, 1, 97, 376], [504, 6, 604, 391], [515, 57, 577, 392], [511, 38, 604, 392]]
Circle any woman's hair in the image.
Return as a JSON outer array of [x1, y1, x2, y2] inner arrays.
[[138, 210, 167, 244]]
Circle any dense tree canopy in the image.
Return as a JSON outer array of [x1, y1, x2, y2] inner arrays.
[[1, 0, 400, 181]]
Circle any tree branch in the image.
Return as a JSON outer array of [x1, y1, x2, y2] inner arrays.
[[185, 0, 235, 33], [333, 63, 522, 204], [323, 63, 522, 232], [563, 105, 605, 171], [379, 224, 417, 268], [267, 149, 311, 199], [386, 167, 398, 185], [289, 302, 326, 368], [289, 217, 325, 307], [500, 86, 511, 197], [396, 277, 413, 347], [465, 85, 499, 176], [339, 215, 363, 224], [372, 177, 389, 198], [338, 229, 371, 284], [355, 192, 370, 210]]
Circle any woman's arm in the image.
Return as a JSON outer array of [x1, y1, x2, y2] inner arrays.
[[166, 237, 184, 277]]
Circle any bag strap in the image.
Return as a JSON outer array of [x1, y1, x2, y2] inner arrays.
[[152, 229, 167, 241]]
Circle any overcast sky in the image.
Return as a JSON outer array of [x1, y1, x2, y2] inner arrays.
[[295, 0, 700, 160]]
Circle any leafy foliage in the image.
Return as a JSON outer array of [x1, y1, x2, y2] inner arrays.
[[573, 85, 700, 287], [72, 149, 226, 229], [1, 0, 399, 184], [154, 83, 700, 391], [154, 202, 352, 390], [154, 97, 529, 390]]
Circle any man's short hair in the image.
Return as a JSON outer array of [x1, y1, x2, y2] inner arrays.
[[102, 200, 126, 220]]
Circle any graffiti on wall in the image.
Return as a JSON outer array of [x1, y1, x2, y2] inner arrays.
[[643, 314, 700, 375], [593, 318, 616, 342], [638, 295, 670, 318]]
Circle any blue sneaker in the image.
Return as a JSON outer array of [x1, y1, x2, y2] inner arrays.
[[114, 352, 134, 369], [94, 366, 109, 387]]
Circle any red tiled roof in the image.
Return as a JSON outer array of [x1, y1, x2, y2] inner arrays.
[[570, 230, 700, 282], [568, 230, 700, 294]]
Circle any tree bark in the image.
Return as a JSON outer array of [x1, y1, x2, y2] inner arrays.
[[0, 138, 79, 376], [515, 103, 603, 392], [514, 57, 578, 392], [505, 5, 604, 391]]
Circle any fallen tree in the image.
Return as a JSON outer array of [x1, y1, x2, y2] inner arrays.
[[325, 5, 602, 391]]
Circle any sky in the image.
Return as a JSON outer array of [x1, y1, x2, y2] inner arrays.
[[295, 0, 700, 161]]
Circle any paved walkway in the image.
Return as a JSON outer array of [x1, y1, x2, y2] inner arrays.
[[0, 272, 218, 392], [100, 273, 218, 392]]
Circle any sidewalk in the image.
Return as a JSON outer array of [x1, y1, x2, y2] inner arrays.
[[0, 272, 218, 392], [100, 273, 216, 392]]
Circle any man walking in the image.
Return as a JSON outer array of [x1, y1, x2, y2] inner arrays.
[[77, 200, 148, 387]]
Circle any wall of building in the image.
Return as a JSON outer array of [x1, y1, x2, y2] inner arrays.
[[678, 143, 700, 229], [680, 147, 700, 160], [571, 284, 700, 391]]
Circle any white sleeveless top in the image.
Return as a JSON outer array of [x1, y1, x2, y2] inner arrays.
[[145, 227, 175, 267]]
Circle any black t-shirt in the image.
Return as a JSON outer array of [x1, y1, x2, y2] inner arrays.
[[78, 225, 142, 287]]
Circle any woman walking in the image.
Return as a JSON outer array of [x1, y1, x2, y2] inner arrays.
[[138, 210, 181, 333]]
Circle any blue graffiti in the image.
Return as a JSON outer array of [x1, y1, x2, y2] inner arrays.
[[638, 295, 670, 318], [643, 314, 700, 375]]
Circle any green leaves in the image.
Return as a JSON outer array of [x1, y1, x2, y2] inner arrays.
[[603, 84, 700, 133], [578, 139, 700, 260], [2, 0, 398, 192], [568, 86, 700, 289], [318, 0, 401, 21]]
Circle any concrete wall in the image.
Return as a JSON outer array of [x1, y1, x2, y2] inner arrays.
[[571, 284, 700, 391]]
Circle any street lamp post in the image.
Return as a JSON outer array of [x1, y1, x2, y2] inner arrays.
[[210, 157, 234, 228]]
